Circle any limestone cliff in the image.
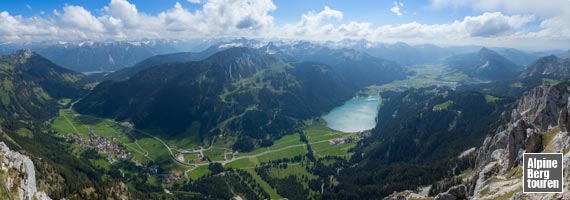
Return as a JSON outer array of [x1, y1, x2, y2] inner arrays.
[[467, 82, 570, 199], [390, 82, 570, 200], [0, 142, 51, 200]]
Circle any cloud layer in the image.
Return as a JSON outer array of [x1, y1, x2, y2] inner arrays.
[[0, 0, 568, 49]]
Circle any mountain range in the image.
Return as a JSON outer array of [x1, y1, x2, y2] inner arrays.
[[0, 36, 569, 199], [0, 49, 84, 121], [3, 38, 563, 74], [75, 47, 403, 150], [0, 39, 210, 72], [445, 48, 524, 80]]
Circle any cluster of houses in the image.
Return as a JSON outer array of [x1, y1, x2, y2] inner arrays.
[[329, 138, 345, 146], [61, 127, 132, 163], [163, 172, 183, 183], [328, 129, 372, 146]]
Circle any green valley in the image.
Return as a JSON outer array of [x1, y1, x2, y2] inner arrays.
[[50, 106, 367, 199]]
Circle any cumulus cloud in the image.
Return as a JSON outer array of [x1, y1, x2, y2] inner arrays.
[[61, 5, 105, 33], [104, 0, 142, 28], [187, 0, 201, 3], [158, 2, 198, 32], [390, 2, 404, 16], [0, 0, 567, 49], [427, 0, 570, 46], [283, 6, 343, 37], [462, 12, 534, 37], [200, 0, 276, 32], [429, 0, 570, 18]]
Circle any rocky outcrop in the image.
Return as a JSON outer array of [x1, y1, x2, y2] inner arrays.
[[506, 119, 542, 169], [384, 82, 570, 200], [467, 82, 570, 199], [558, 98, 570, 132], [516, 84, 570, 131], [434, 185, 467, 200], [0, 142, 51, 200], [475, 84, 570, 173]]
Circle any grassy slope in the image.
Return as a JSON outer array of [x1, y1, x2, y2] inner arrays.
[[52, 108, 362, 198]]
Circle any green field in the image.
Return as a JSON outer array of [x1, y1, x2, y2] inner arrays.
[[305, 124, 348, 141], [51, 109, 173, 168], [311, 141, 354, 158], [202, 147, 226, 161], [124, 143, 152, 163], [136, 137, 170, 161], [485, 95, 500, 103], [224, 157, 259, 169], [433, 100, 454, 111], [50, 107, 362, 199], [304, 124, 355, 157], [244, 168, 283, 199], [16, 128, 33, 138], [223, 124, 356, 169], [187, 165, 210, 180], [266, 164, 316, 180], [52, 109, 127, 139], [380, 64, 488, 92], [239, 133, 303, 157], [257, 145, 307, 163]]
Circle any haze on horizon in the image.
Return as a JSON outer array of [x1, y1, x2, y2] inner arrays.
[[1, 0, 570, 51]]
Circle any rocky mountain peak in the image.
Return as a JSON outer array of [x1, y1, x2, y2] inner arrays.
[[18, 48, 34, 59], [0, 142, 51, 200], [519, 55, 570, 79], [516, 83, 570, 130], [464, 82, 570, 199]]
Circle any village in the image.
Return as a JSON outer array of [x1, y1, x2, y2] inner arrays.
[[60, 127, 132, 163]]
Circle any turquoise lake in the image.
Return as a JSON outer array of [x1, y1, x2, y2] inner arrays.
[[323, 96, 381, 133]]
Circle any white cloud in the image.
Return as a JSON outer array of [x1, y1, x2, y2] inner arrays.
[[429, 0, 570, 18], [283, 6, 343, 37], [0, 0, 568, 49], [104, 0, 142, 28], [200, 0, 276, 32], [525, 16, 570, 41], [61, 5, 105, 33], [462, 12, 534, 37], [187, 0, 201, 3], [158, 2, 198, 32], [390, 1, 404, 16]]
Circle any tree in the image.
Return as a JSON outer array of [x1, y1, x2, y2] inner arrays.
[[208, 163, 224, 174]]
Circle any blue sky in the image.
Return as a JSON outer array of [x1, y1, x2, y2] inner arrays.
[[1, 0, 569, 50], [4, 0, 477, 24]]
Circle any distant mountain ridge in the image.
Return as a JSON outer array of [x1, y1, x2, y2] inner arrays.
[[445, 48, 523, 80], [519, 55, 570, 79], [0, 49, 84, 121], [0, 40, 211, 72], [75, 47, 367, 150], [105, 38, 407, 88]]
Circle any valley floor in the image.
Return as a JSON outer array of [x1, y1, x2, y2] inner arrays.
[[50, 108, 362, 199]]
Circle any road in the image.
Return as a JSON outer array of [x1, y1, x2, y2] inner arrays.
[[66, 108, 351, 177], [183, 139, 333, 175]]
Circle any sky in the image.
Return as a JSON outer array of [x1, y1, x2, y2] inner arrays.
[[1, 0, 569, 50]]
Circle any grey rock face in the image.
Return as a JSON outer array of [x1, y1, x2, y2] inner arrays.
[[474, 129, 508, 171], [468, 83, 570, 199], [0, 142, 51, 200], [516, 84, 570, 131], [434, 185, 467, 200], [506, 119, 542, 169], [558, 98, 570, 133]]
